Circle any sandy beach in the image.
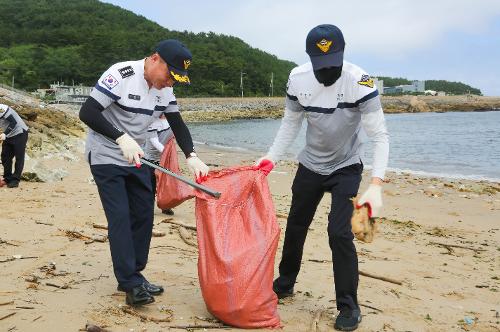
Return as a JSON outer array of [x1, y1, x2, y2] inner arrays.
[[0, 143, 499, 332], [0, 86, 499, 331]]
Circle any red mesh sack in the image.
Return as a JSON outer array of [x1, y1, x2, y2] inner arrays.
[[156, 137, 194, 210], [194, 166, 281, 328]]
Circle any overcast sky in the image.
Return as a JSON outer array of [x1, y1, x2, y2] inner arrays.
[[103, 0, 500, 96]]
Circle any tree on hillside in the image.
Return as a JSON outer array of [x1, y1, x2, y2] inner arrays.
[[0, 0, 295, 96]]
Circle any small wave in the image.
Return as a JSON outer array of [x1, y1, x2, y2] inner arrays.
[[193, 140, 252, 152], [382, 166, 500, 183]]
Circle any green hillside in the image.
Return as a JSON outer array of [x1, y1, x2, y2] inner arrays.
[[0, 0, 296, 97]]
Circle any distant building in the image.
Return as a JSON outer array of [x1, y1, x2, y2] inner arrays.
[[52, 83, 92, 104], [383, 86, 403, 94], [383, 80, 425, 94]]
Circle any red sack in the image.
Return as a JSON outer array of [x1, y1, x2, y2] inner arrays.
[[195, 166, 281, 329], [156, 137, 194, 210]]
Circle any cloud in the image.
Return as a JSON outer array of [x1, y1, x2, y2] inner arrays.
[[142, 0, 500, 62], [104, 0, 500, 95]]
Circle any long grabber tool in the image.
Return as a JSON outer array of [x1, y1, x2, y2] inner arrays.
[[140, 157, 221, 199], [104, 136, 221, 198]]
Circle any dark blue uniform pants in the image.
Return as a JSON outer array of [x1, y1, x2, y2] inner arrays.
[[275, 162, 363, 311], [90, 164, 154, 291], [1, 130, 28, 184]]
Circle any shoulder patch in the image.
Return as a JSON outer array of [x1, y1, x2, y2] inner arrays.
[[358, 74, 374, 88], [102, 74, 119, 90], [118, 66, 135, 79]]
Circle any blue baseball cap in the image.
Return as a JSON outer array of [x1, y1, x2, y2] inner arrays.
[[306, 24, 345, 70], [155, 39, 192, 84]]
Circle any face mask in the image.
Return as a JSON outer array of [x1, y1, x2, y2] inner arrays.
[[313, 66, 343, 87]]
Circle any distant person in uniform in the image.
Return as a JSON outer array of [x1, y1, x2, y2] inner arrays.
[[255, 24, 389, 331], [0, 104, 29, 188], [79, 39, 209, 306], [144, 114, 174, 215]]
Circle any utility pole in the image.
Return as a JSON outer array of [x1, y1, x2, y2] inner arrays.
[[11, 75, 14, 89], [240, 71, 246, 98], [270, 72, 274, 97]]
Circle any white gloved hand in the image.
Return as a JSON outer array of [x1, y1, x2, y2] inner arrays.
[[0, 133, 5, 141], [357, 184, 383, 217], [116, 133, 144, 165], [254, 155, 275, 176], [187, 156, 209, 182]]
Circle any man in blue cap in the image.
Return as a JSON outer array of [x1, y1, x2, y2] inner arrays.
[[79, 39, 209, 306], [256, 24, 389, 330]]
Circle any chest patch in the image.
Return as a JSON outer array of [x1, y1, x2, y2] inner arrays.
[[358, 74, 374, 88], [128, 94, 141, 101], [118, 66, 135, 79], [102, 74, 119, 90]]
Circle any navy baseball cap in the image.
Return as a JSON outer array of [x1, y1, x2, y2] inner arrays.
[[155, 39, 192, 84], [306, 24, 345, 70]]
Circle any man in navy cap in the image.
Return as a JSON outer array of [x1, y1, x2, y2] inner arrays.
[[79, 39, 209, 306], [256, 24, 389, 330]]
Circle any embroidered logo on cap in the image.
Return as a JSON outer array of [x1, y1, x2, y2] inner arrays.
[[316, 39, 333, 53], [183, 60, 191, 70], [102, 74, 119, 90]]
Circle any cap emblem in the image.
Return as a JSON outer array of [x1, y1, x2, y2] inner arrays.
[[170, 71, 190, 84], [316, 39, 333, 53], [183, 59, 191, 70]]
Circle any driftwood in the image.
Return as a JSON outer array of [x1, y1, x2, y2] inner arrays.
[[0, 238, 19, 246], [121, 306, 173, 323], [62, 229, 107, 244], [359, 303, 383, 313], [46, 282, 69, 289], [160, 218, 197, 231], [359, 271, 403, 285], [0, 300, 14, 306], [429, 241, 486, 255], [178, 227, 197, 247], [35, 221, 54, 226], [92, 223, 108, 230], [1, 256, 38, 263], [0, 312, 16, 321], [276, 213, 288, 219], [307, 259, 401, 285]]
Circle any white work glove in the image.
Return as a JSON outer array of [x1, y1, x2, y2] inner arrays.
[[357, 184, 383, 218], [0, 133, 5, 141], [187, 155, 209, 182], [116, 133, 144, 166]]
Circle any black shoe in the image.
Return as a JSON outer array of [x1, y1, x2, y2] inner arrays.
[[118, 281, 164, 296], [162, 209, 174, 215], [272, 278, 294, 299], [125, 285, 155, 306], [334, 308, 362, 331], [7, 181, 19, 188], [143, 280, 164, 295]]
